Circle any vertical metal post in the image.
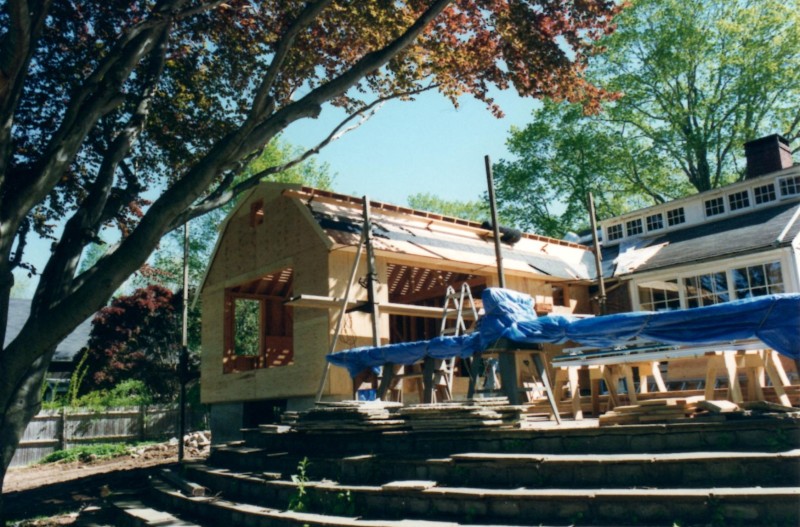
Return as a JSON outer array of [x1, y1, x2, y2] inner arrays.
[[362, 197, 381, 347], [485, 155, 506, 288], [588, 192, 607, 315], [178, 221, 189, 462]]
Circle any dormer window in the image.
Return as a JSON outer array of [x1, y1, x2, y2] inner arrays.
[[607, 224, 623, 241], [704, 197, 725, 217], [646, 213, 664, 232], [250, 199, 265, 227], [626, 218, 643, 236], [779, 175, 800, 197], [754, 183, 776, 204], [666, 207, 685, 226], [728, 190, 750, 211]]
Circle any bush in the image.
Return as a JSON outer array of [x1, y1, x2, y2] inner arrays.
[[70, 379, 153, 410]]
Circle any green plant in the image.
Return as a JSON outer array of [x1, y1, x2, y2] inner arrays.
[[288, 457, 311, 512], [68, 349, 91, 406], [71, 379, 153, 411], [38, 443, 130, 464]]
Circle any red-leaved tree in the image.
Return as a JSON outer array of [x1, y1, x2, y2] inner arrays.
[[81, 285, 191, 400]]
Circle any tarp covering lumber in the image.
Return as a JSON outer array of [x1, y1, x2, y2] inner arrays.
[[326, 288, 800, 377]]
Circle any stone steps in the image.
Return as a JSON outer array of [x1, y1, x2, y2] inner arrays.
[[210, 445, 800, 489], [148, 477, 528, 527], [158, 464, 800, 526], [239, 416, 800, 457]]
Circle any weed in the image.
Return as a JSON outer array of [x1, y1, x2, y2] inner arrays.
[[288, 457, 311, 512]]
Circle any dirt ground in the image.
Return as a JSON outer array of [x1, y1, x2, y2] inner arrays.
[[3, 440, 210, 525]]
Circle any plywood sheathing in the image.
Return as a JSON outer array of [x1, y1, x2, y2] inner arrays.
[[284, 188, 596, 282]]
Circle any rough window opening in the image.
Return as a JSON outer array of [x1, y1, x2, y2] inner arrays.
[[224, 268, 294, 373]]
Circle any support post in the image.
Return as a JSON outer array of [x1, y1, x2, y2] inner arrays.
[[362, 196, 381, 347], [587, 192, 607, 315], [484, 155, 506, 288], [178, 221, 189, 462]]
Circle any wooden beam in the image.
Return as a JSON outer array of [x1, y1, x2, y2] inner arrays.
[[285, 294, 477, 320]]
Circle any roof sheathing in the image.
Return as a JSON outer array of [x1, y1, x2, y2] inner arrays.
[[283, 187, 589, 250], [284, 187, 595, 280]]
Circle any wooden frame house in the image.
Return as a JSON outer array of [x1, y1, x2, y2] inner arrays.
[[199, 183, 596, 436]]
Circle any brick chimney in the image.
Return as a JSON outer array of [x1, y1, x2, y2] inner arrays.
[[743, 134, 794, 179]]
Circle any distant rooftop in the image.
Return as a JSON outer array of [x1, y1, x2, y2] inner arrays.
[[4, 299, 92, 362]]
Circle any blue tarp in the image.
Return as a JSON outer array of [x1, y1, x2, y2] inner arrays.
[[326, 288, 800, 377]]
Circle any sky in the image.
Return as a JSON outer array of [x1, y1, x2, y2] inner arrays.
[[283, 88, 541, 204], [11, 87, 541, 297]]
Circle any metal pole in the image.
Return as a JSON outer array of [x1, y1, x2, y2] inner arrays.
[[314, 233, 366, 402], [588, 192, 607, 315], [484, 155, 506, 288], [362, 196, 381, 347], [178, 221, 189, 462]]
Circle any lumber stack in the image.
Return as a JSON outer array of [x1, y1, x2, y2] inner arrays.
[[599, 396, 704, 426], [397, 397, 544, 431], [282, 400, 406, 432]]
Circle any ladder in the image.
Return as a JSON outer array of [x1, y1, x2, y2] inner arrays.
[[426, 283, 479, 402]]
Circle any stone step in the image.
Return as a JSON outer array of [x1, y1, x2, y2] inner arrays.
[[209, 445, 800, 489], [179, 463, 800, 526], [242, 416, 800, 457], [341, 449, 800, 489], [110, 495, 202, 527], [149, 478, 530, 527]]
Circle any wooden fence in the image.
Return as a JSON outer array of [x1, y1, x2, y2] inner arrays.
[[9, 404, 205, 468]]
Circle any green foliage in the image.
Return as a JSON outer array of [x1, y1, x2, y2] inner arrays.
[[494, 0, 800, 237], [406, 192, 488, 223], [67, 349, 91, 406], [70, 379, 153, 411], [38, 443, 130, 465], [232, 298, 261, 356], [288, 457, 312, 512]]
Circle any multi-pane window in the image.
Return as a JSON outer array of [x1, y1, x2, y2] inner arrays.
[[666, 207, 685, 226], [727, 190, 750, 211], [646, 213, 664, 232], [638, 280, 681, 311], [626, 218, 643, 236], [704, 197, 725, 217], [732, 262, 784, 299], [779, 176, 800, 197], [684, 273, 729, 308], [607, 224, 623, 241], [754, 183, 776, 204]]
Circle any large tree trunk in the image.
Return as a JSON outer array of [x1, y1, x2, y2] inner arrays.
[[0, 351, 52, 526]]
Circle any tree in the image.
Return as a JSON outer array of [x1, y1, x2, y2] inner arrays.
[[494, 0, 800, 237], [81, 285, 186, 400], [0, 0, 619, 512], [407, 192, 487, 223]]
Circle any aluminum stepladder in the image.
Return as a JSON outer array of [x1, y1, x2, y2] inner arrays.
[[421, 283, 479, 403]]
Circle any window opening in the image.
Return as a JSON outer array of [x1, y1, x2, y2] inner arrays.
[[727, 190, 750, 211], [638, 279, 680, 311], [666, 207, 685, 226], [625, 218, 643, 237], [684, 272, 729, 307], [732, 261, 784, 299], [646, 213, 663, 232], [249, 199, 265, 227], [779, 176, 800, 197], [704, 197, 725, 217], [606, 224, 623, 241], [754, 183, 776, 204]]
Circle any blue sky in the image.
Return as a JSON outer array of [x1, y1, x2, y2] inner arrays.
[[11, 88, 540, 297], [283, 88, 541, 204]]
